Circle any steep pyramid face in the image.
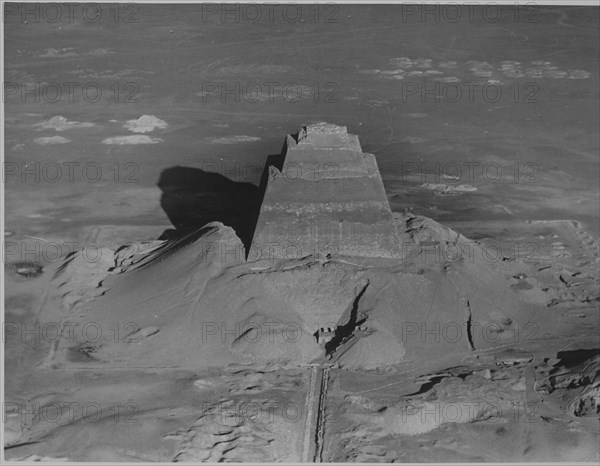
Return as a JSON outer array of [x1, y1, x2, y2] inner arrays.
[[249, 123, 402, 260]]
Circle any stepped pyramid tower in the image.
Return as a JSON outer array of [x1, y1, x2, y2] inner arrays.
[[248, 123, 402, 260]]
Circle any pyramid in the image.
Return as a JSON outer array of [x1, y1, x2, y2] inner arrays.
[[248, 123, 402, 260]]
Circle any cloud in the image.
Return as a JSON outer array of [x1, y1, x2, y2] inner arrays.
[[568, 70, 591, 79], [206, 135, 262, 144], [88, 48, 114, 56], [123, 115, 168, 133], [38, 47, 114, 58], [35, 116, 95, 131], [34, 136, 71, 145], [102, 135, 162, 145], [39, 48, 78, 58], [420, 183, 477, 194]]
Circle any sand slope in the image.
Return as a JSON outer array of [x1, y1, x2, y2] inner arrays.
[[50, 214, 550, 371]]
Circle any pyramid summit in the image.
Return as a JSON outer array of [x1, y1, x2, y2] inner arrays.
[[248, 123, 402, 260]]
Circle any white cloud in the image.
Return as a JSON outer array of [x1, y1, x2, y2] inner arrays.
[[123, 115, 167, 133], [35, 116, 95, 131], [102, 135, 162, 145], [39, 48, 78, 58], [206, 135, 262, 144], [34, 136, 71, 145]]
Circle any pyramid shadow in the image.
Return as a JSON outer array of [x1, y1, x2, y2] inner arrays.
[[157, 150, 285, 253], [157, 166, 263, 251]]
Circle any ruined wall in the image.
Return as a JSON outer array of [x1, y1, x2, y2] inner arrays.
[[248, 123, 402, 260]]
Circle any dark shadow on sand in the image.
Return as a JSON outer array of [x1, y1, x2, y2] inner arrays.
[[157, 166, 260, 251], [158, 161, 286, 252], [157, 138, 290, 254]]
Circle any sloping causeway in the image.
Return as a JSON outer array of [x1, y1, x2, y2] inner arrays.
[[52, 214, 545, 370]]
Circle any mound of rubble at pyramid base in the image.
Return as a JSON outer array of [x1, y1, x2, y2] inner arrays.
[[52, 214, 551, 371]]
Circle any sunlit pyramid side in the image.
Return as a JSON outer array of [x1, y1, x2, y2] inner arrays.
[[249, 123, 402, 260]]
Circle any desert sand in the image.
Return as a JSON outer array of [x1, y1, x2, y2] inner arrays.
[[4, 4, 599, 463]]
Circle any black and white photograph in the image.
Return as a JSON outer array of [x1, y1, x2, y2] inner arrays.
[[2, 1, 599, 463]]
